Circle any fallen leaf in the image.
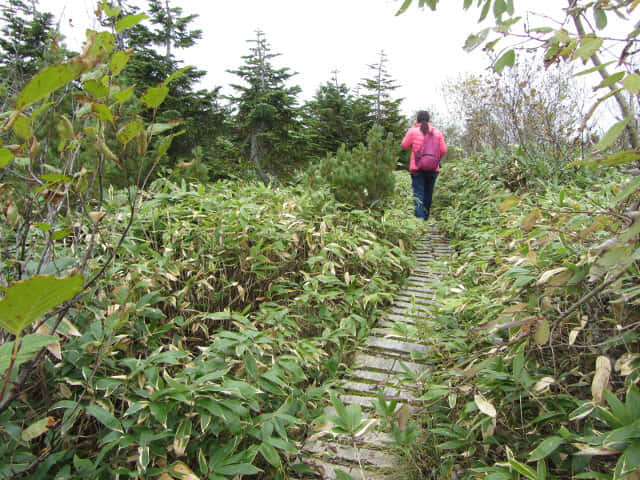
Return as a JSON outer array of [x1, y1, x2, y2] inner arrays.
[[591, 356, 611, 404], [474, 394, 497, 418]]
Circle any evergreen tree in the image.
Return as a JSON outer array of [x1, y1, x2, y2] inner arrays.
[[359, 51, 406, 140], [112, 0, 227, 168], [0, 0, 57, 102], [304, 71, 374, 156], [228, 30, 302, 184]]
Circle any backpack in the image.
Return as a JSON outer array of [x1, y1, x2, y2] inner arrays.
[[415, 129, 441, 171]]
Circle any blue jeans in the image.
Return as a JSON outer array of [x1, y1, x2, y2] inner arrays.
[[412, 171, 438, 220]]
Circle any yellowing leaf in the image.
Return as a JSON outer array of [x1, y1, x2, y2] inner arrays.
[[498, 196, 520, 212], [474, 393, 497, 418], [169, 462, 200, 480], [397, 404, 411, 431], [534, 319, 550, 345], [21, 417, 53, 442], [591, 356, 611, 404], [615, 353, 639, 377], [534, 376, 555, 394], [536, 267, 568, 285], [521, 208, 542, 232]]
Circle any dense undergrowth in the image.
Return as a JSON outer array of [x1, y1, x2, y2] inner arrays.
[[411, 147, 640, 479], [0, 174, 424, 479]]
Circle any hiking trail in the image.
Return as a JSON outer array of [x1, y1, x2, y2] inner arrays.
[[297, 227, 452, 479]]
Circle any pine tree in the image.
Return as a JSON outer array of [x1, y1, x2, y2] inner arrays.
[[359, 51, 406, 140], [228, 30, 302, 184], [112, 0, 226, 164], [0, 0, 57, 102], [304, 71, 374, 156]]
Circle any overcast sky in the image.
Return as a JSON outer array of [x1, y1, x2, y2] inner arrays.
[[41, 0, 570, 120]]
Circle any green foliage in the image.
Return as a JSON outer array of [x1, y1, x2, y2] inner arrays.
[[0, 175, 421, 478], [303, 78, 374, 156], [228, 30, 306, 183], [359, 51, 406, 140], [318, 125, 398, 210], [405, 149, 640, 479]]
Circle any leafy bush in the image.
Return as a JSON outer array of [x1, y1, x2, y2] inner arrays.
[[0, 177, 422, 479], [319, 125, 397, 209], [407, 152, 640, 479]]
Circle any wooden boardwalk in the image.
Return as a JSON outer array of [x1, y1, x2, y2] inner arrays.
[[297, 228, 452, 479]]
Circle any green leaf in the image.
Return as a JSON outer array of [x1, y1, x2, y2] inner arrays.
[[574, 37, 604, 62], [594, 7, 607, 30], [529, 436, 565, 462], [494, 49, 515, 73], [623, 73, 640, 94], [479, 0, 491, 22], [12, 114, 32, 140], [85, 404, 123, 433], [335, 471, 357, 480], [163, 66, 191, 86], [156, 131, 184, 159], [513, 351, 524, 378], [0, 147, 13, 168], [259, 442, 281, 468], [17, 64, 82, 111], [91, 104, 114, 123], [464, 29, 490, 52], [215, 463, 262, 476], [597, 72, 625, 89], [51, 229, 71, 241], [141, 86, 169, 109], [493, 0, 507, 20], [114, 86, 135, 104], [616, 440, 640, 478], [596, 117, 632, 151], [21, 417, 51, 442], [508, 457, 537, 479], [115, 13, 148, 32], [149, 122, 180, 136], [0, 275, 83, 335], [574, 61, 615, 77], [537, 459, 547, 480], [109, 50, 131, 76], [396, 0, 413, 15], [116, 118, 144, 145], [0, 334, 59, 376], [83, 79, 109, 98]]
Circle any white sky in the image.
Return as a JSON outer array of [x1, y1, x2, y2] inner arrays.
[[41, 0, 579, 121]]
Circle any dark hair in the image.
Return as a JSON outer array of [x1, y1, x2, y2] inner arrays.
[[417, 110, 431, 135]]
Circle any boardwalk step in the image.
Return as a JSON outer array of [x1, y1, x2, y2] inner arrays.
[[297, 227, 450, 478], [353, 353, 425, 374]]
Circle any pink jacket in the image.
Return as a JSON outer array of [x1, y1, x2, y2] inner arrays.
[[401, 123, 447, 174]]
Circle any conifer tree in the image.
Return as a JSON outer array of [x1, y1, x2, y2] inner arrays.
[[304, 71, 374, 156], [113, 0, 226, 165], [228, 30, 302, 184], [359, 51, 406, 140], [0, 0, 57, 102]]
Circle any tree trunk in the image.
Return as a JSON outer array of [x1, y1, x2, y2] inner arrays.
[[250, 125, 270, 186]]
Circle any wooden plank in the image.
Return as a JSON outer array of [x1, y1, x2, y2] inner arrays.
[[353, 353, 425, 374], [300, 459, 390, 480], [370, 329, 423, 344], [366, 337, 429, 355], [304, 441, 396, 469], [340, 381, 414, 402]]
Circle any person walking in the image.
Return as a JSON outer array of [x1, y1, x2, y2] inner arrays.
[[401, 111, 447, 221]]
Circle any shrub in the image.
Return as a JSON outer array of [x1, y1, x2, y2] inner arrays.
[[319, 125, 397, 209]]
